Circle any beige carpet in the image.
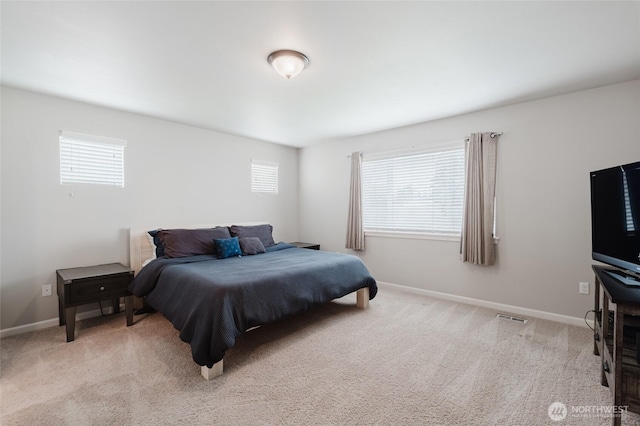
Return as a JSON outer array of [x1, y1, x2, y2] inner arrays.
[[2, 286, 639, 425]]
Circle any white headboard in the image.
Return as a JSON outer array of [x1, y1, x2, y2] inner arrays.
[[129, 222, 268, 275]]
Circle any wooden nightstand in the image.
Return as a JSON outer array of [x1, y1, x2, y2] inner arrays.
[[56, 263, 134, 342], [290, 242, 320, 250]]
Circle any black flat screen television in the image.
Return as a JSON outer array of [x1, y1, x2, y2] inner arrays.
[[590, 161, 640, 285]]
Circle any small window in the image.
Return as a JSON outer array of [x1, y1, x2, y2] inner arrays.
[[362, 140, 465, 237], [59, 131, 127, 187], [251, 160, 278, 194]]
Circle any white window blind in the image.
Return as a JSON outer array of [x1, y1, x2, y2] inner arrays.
[[361, 140, 465, 236], [251, 160, 279, 194], [59, 131, 127, 187]]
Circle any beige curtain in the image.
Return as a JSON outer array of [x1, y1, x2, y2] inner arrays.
[[346, 152, 365, 250], [461, 133, 499, 265]]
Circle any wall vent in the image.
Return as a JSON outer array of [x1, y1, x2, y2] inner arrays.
[[496, 313, 528, 324]]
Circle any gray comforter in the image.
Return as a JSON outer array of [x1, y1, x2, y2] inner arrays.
[[128, 243, 377, 367]]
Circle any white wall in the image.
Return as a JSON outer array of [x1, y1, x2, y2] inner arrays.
[[1, 86, 299, 330], [299, 80, 640, 320], [3, 81, 639, 332]]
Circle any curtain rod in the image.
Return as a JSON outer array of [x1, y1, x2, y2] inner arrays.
[[347, 132, 503, 158], [464, 132, 503, 142], [347, 138, 462, 159]]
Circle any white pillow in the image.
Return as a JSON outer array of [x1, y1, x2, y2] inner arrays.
[[146, 231, 157, 260]]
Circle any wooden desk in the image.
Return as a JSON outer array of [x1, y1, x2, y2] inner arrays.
[[56, 263, 134, 342], [594, 265, 640, 425]]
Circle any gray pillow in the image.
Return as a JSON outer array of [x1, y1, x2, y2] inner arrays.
[[158, 227, 231, 258], [239, 237, 266, 255], [230, 224, 275, 247]]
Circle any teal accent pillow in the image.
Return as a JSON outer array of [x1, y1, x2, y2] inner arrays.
[[214, 237, 242, 259]]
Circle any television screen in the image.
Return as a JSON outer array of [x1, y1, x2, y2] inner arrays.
[[591, 161, 640, 283]]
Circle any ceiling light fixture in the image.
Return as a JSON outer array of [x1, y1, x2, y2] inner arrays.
[[267, 50, 309, 80]]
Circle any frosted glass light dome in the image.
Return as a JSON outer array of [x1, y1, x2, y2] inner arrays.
[[267, 50, 309, 80]]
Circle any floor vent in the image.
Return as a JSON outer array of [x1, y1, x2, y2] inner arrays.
[[496, 313, 528, 324]]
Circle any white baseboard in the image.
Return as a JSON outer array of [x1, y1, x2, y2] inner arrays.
[[1, 284, 595, 339], [0, 304, 121, 339], [377, 281, 594, 329]]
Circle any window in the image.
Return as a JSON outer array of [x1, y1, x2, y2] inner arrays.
[[251, 160, 278, 194], [361, 140, 465, 237], [59, 131, 127, 187]]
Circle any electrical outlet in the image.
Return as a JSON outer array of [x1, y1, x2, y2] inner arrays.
[[579, 282, 590, 295], [42, 284, 52, 297]]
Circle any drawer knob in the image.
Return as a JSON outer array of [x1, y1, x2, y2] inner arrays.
[[100, 286, 105, 291]]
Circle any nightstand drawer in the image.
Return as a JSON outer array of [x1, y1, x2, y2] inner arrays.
[[68, 274, 131, 303]]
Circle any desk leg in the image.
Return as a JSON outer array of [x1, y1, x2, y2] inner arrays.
[[65, 306, 77, 342], [613, 307, 625, 426], [594, 276, 601, 356], [602, 297, 609, 387], [112, 297, 121, 314], [58, 298, 65, 326], [125, 295, 133, 326]]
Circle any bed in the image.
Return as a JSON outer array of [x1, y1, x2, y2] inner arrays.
[[128, 223, 377, 379]]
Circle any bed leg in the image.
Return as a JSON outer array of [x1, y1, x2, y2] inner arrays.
[[201, 360, 224, 380], [356, 287, 369, 309]]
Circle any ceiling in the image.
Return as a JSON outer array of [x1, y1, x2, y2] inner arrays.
[[2, 1, 639, 148]]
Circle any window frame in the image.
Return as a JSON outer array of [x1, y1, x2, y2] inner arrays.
[[251, 159, 279, 195], [59, 131, 127, 187], [361, 139, 465, 241]]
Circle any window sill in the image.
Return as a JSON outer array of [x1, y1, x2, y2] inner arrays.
[[364, 231, 460, 242]]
